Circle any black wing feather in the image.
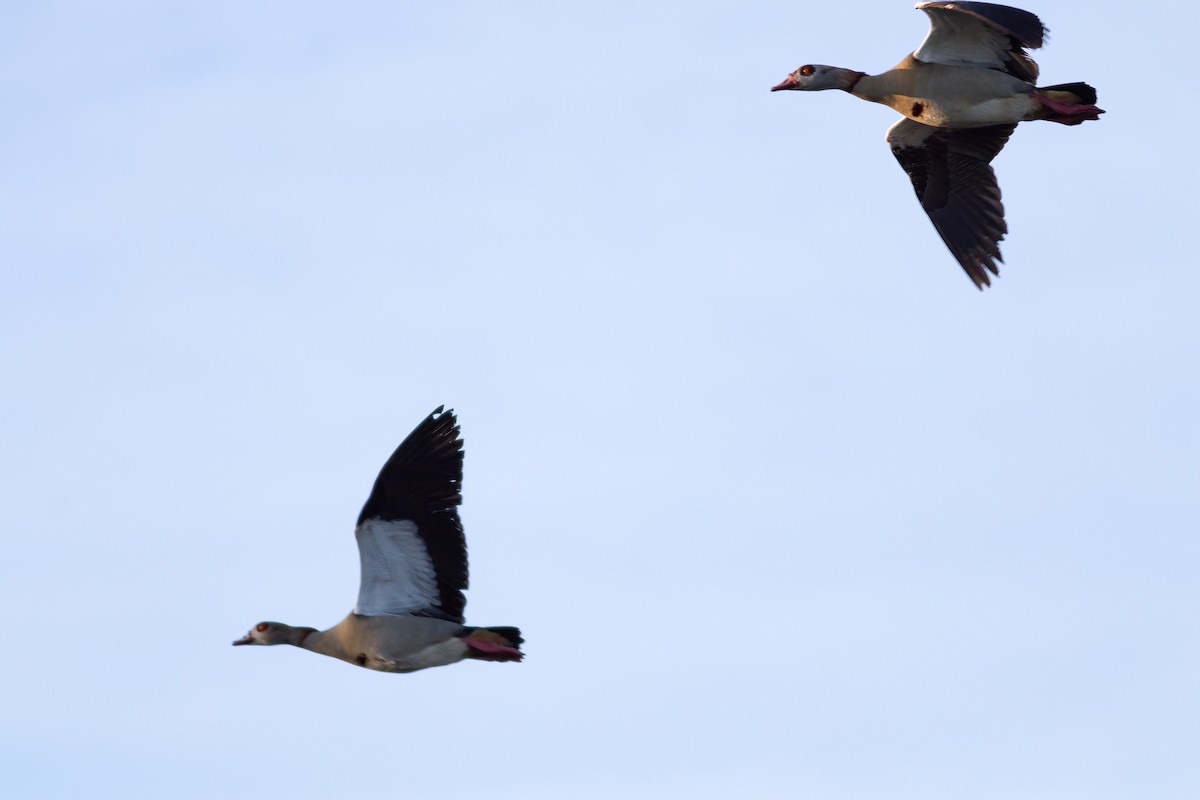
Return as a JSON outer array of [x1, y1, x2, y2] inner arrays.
[[358, 406, 468, 621], [890, 121, 1017, 289]]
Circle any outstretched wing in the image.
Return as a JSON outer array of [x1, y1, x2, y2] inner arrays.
[[914, 1, 1045, 82], [354, 406, 468, 622], [887, 118, 1016, 289]]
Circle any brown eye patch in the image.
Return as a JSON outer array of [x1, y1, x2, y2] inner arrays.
[[256, 623, 268, 632], [799, 65, 814, 77]]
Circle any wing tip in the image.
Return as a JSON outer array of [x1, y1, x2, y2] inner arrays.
[[355, 404, 467, 525], [957, 244, 1004, 290], [916, 1, 1046, 49]]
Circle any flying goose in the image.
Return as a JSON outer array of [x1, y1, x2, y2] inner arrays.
[[233, 407, 524, 672], [771, 2, 1103, 288]]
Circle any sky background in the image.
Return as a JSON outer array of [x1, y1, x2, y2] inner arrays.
[[2, 1, 1197, 798]]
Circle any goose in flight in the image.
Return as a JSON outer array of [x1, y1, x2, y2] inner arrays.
[[233, 407, 524, 672], [771, 2, 1103, 288]]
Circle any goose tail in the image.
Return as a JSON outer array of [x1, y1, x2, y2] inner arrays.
[[1032, 82, 1104, 125], [460, 626, 524, 662]]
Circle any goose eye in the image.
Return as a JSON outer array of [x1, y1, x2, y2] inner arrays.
[[799, 65, 814, 77], [256, 623, 268, 632]]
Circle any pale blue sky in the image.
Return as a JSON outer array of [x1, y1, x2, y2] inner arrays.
[[2, 2, 1197, 798]]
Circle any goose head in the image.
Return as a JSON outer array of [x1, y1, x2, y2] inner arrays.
[[771, 64, 863, 92], [232, 621, 316, 646]]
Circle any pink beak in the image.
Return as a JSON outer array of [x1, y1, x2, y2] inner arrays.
[[771, 75, 800, 92], [232, 633, 254, 646]]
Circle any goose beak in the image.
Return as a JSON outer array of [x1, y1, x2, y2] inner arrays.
[[232, 633, 254, 646], [771, 76, 800, 92]]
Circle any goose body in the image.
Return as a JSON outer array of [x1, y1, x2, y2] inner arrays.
[[772, 2, 1104, 288], [301, 614, 474, 673], [854, 56, 1038, 127], [233, 407, 524, 673]]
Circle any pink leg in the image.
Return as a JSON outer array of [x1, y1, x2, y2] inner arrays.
[[1033, 92, 1105, 125], [463, 636, 524, 661]]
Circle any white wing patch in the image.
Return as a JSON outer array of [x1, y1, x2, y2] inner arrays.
[[354, 518, 440, 617], [914, 8, 1009, 70], [886, 116, 934, 149]]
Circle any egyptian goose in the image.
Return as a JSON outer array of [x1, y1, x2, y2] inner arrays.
[[772, 2, 1103, 288], [233, 407, 523, 672]]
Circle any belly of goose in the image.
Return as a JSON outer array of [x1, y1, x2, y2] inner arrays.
[[370, 638, 470, 673], [895, 94, 1036, 128]]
